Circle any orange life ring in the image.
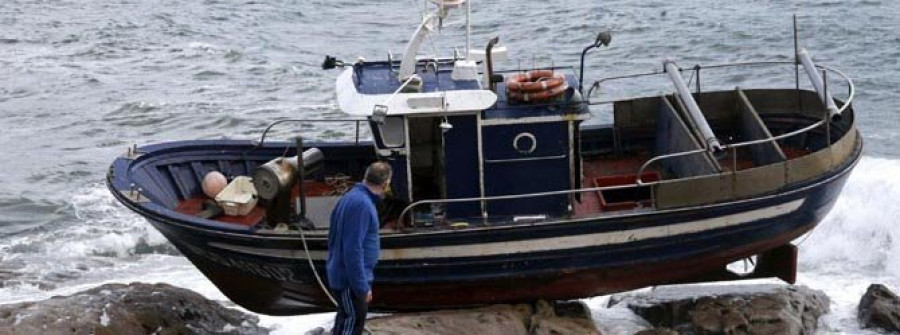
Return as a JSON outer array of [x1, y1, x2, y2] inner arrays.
[[507, 83, 569, 102], [506, 70, 566, 93]]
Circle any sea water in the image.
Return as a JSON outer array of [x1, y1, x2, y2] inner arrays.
[[1, 0, 897, 333]]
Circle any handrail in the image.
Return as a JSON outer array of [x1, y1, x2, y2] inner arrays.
[[253, 118, 369, 148], [632, 63, 854, 183], [397, 182, 654, 226], [634, 148, 708, 185], [588, 61, 810, 103], [397, 59, 855, 226], [633, 119, 829, 184]]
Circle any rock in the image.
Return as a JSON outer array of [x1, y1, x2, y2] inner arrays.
[[366, 304, 532, 335], [634, 328, 679, 335], [0, 282, 268, 335], [609, 284, 829, 335], [313, 300, 599, 335], [530, 300, 599, 335], [858, 283, 900, 332]]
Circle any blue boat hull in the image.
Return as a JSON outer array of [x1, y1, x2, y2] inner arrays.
[[108, 137, 860, 315]]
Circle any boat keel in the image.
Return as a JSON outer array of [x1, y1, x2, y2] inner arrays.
[[670, 243, 798, 286]]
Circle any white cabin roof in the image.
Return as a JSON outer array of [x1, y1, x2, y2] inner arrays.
[[335, 68, 498, 117]]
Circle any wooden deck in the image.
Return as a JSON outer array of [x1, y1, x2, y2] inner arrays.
[[573, 153, 656, 216], [175, 179, 354, 228]]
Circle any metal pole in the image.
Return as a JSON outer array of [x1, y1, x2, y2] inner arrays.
[[296, 136, 307, 217], [793, 15, 801, 113], [824, 69, 833, 168], [694, 65, 701, 94], [465, 0, 471, 58], [579, 45, 594, 94], [732, 146, 738, 199], [732, 147, 737, 173], [485, 37, 499, 92], [664, 60, 723, 151], [798, 48, 840, 118]]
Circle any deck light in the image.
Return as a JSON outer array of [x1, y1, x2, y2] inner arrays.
[[579, 31, 612, 94]]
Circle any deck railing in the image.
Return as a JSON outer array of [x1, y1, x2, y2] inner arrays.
[[609, 61, 855, 183], [253, 118, 369, 147], [397, 60, 856, 226]]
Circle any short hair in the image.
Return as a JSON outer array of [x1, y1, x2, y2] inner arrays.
[[364, 161, 392, 185]]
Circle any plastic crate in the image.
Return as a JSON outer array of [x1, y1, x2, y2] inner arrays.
[[215, 176, 258, 216]]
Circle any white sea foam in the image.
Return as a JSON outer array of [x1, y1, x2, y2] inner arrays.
[[0, 182, 168, 259], [799, 157, 900, 275], [0, 183, 174, 303], [99, 308, 110, 326], [793, 156, 900, 334]]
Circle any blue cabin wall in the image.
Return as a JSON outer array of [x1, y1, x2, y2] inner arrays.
[[481, 122, 571, 216]]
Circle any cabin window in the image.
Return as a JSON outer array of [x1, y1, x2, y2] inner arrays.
[[377, 116, 406, 148]]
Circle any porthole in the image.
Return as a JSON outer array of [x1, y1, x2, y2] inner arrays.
[[513, 132, 537, 154]]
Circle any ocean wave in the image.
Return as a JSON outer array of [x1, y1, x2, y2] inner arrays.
[[0, 183, 176, 260], [0, 183, 181, 299], [800, 156, 900, 275]]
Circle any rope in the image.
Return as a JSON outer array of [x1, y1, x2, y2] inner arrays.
[[298, 227, 338, 307], [298, 226, 374, 335], [325, 174, 354, 196]]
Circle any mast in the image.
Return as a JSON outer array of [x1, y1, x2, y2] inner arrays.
[[398, 0, 465, 81], [466, 0, 471, 58]]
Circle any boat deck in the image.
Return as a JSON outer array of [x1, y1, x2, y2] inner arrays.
[[173, 147, 810, 230], [573, 153, 656, 216]]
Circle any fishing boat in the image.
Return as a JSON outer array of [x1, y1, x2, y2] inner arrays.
[[107, 1, 861, 315]]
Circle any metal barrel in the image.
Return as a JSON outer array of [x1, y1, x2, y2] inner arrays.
[[253, 148, 325, 200]]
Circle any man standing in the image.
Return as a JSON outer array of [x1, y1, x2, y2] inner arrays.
[[327, 161, 391, 335]]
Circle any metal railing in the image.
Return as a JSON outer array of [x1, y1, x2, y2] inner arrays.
[[253, 118, 369, 147], [633, 61, 855, 183], [397, 60, 855, 226]]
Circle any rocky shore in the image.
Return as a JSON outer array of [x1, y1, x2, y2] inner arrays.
[[3, 282, 900, 334], [608, 285, 829, 334], [0, 283, 267, 335]]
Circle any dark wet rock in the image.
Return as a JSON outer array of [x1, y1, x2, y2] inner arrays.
[[610, 284, 828, 335], [858, 283, 900, 332], [0, 282, 268, 335], [530, 300, 599, 335], [305, 300, 600, 335]]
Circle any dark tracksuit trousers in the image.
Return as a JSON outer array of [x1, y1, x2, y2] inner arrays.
[[331, 288, 367, 335]]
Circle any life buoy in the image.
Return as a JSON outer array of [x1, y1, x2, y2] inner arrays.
[[507, 82, 569, 102], [505, 70, 568, 102]]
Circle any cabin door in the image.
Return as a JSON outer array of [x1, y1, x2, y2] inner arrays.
[[407, 117, 445, 201], [480, 121, 572, 216], [441, 115, 480, 218]]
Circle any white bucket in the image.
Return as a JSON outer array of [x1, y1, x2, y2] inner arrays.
[[214, 176, 258, 216]]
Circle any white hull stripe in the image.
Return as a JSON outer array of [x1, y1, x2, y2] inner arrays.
[[209, 199, 804, 261]]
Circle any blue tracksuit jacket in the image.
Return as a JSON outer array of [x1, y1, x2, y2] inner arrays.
[[326, 183, 380, 297]]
